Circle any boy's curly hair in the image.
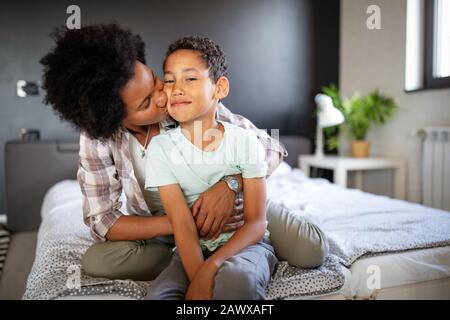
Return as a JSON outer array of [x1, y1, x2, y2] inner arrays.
[[40, 23, 146, 139], [164, 36, 228, 82]]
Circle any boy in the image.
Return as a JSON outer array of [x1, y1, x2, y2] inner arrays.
[[145, 36, 277, 300]]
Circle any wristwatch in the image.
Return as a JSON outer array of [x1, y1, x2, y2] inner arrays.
[[220, 175, 242, 194]]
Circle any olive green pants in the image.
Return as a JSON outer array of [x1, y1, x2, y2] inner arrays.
[[81, 200, 328, 281], [81, 238, 174, 281]]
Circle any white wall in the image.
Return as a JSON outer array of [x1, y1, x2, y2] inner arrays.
[[340, 0, 450, 203]]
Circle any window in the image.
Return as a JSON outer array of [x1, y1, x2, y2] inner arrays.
[[405, 0, 425, 91], [405, 0, 450, 92], [425, 0, 450, 88]]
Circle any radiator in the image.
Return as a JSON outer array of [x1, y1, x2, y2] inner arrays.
[[421, 127, 450, 211]]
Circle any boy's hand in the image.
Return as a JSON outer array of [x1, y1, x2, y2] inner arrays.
[[192, 180, 242, 239], [185, 261, 218, 300]]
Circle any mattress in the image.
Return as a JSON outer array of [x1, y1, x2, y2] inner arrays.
[[266, 162, 450, 299], [348, 246, 450, 297], [57, 245, 450, 300], [26, 162, 450, 299]]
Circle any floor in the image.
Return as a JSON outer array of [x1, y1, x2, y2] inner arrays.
[[0, 232, 37, 300]]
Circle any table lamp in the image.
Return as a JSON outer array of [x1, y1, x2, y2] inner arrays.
[[314, 94, 345, 158]]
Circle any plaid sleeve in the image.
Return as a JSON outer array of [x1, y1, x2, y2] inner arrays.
[[216, 103, 288, 175], [77, 132, 123, 242]]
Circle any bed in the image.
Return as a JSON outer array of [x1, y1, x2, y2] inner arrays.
[[5, 139, 450, 300]]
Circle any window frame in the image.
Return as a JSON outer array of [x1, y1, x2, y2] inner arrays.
[[425, 0, 450, 89]]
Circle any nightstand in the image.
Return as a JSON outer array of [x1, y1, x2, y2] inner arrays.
[[298, 155, 406, 200]]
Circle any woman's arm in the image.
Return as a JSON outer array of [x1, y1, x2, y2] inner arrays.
[[77, 132, 124, 242], [191, 174, 243, 239], [105, 215, 172, 241], [78, 132, 174, 242], [159, 184, 205, 281], [216, 103, 287, 175]]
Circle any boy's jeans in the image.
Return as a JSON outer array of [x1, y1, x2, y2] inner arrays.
[[145, 240, 278, 300]]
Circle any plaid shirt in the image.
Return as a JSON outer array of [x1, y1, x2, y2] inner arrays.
[[77, 104, 287, 242]]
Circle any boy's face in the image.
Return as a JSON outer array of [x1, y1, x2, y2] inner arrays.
[[163, 49, 218, 123]]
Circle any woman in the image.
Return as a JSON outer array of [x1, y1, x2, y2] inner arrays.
[[40, 23, 327, 282]]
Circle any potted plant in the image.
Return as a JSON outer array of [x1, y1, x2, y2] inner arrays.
[[347, 90, 398, 157], [343, 94, 371, 157], [320, 85, 398, 158]]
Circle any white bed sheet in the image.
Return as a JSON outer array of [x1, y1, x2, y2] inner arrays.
[[267, 162, 450, 298]]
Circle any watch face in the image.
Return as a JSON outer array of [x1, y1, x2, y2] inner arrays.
[[230, 179, 239, 190]]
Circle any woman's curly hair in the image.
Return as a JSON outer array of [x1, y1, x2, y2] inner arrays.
[[41, 23, 146, 139], [164, 36, 228, 82]]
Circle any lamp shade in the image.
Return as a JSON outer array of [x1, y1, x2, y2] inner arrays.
[[315, 94, 345, 128]]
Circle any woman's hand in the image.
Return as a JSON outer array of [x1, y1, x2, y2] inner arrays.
[[213, 198, 244, 239], [185, 261, 218, 300], [191, 179, 243, 239]]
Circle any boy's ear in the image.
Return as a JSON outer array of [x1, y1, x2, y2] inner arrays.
[[214, 76, 229, 100]]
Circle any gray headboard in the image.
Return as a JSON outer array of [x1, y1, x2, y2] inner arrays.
[[5, 140, 79, 232], [4, 136, 310, 232], [279, 135, 311, 168]]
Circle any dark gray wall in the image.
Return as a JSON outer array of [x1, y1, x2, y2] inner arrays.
[[0, 0, 339, 215]]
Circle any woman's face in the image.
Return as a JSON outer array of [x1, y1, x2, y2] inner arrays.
[[121, 61, 168, 129]]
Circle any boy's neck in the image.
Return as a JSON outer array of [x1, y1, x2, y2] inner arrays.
[[179, 106, 224, 151]]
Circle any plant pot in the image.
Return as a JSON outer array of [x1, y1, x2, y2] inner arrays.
[[351, 140, 370, 158]]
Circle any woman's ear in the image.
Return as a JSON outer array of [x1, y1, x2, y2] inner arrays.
[[214, 76, 229, 100]]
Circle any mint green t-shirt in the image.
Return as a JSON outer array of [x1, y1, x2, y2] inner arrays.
[[145, 121, 267, 251]]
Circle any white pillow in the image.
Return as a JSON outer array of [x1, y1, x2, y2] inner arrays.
[[270, 161, 292, 178]]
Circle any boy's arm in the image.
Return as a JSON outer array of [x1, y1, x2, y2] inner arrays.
[[205, 177, 267, 271], [185, 177, 266, 300], [159, 184, 204, 281]]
